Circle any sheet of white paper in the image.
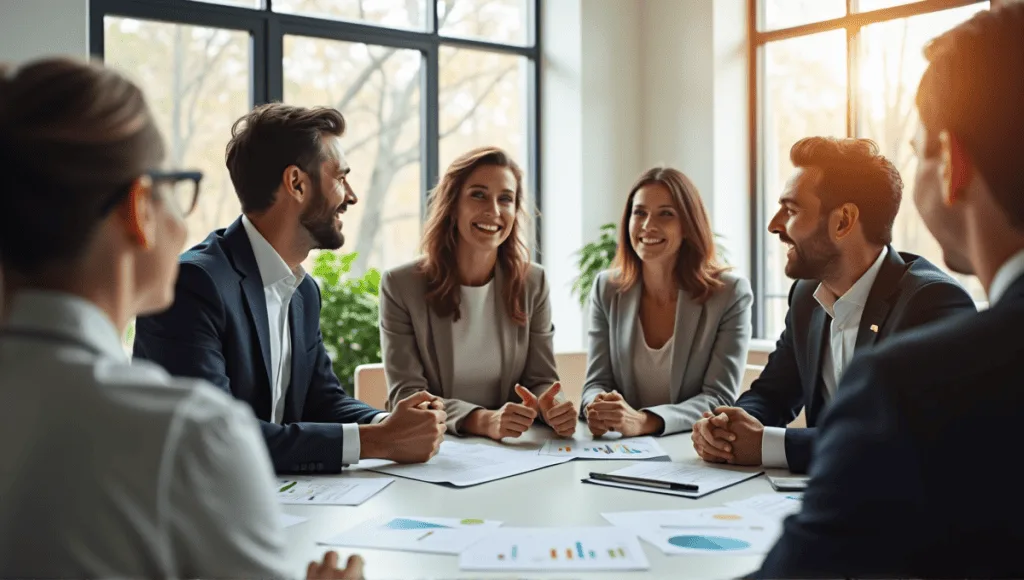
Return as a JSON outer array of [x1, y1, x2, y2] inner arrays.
[[319, 515, 503, 555], [602, 507, 780, 556], [725, 493, 803, 520], [279, 513, 308, 529], [538, 436, 669, 460], [585, 459, 763, 498], [275, 477, 394, 505], [459, 527, 650, 572], [362, 441, 571, 487]]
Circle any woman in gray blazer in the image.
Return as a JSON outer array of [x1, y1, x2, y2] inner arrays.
[[583, 167, 753, 437], [379, 146, 577, 440]]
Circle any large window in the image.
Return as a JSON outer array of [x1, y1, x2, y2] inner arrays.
[[92, 0, 540, 278], [752, 0, 989, 338]]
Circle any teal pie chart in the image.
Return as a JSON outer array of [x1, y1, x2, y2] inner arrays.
[[668, 535, 751, 551]]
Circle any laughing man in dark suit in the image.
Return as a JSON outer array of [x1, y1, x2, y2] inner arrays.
[[758, 4, 1024, 576], [692, 136, 975, 474], [134, 104, 446, 474]]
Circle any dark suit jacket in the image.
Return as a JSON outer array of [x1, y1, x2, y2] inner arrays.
[[737, 248, 975, 472], [757, 273, 1024, 579], [133, 218, 382, 474]]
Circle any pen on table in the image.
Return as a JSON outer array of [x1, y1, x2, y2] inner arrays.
[[588, 472, 699, 492]]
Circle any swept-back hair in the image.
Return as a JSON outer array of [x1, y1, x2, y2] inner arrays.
[[418, 146, 529, 325]]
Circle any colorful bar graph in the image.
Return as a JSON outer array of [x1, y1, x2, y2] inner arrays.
[[576, 542, 584, 558]]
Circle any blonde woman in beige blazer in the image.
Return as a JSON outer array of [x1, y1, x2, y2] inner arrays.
[[380, 147, 576, 439], [583, 167, 753, 437]]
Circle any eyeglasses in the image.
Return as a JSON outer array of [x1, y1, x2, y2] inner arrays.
[[99, 170, 204, 217]]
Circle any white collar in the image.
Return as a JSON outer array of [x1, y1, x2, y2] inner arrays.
[[241, 215, 305, 288], [989, 248, 1024, 306], [814, 247, 888, 317], [5, 290, 127, 361]]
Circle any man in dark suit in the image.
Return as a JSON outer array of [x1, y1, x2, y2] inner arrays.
[[134, 103, 446, 474], [692, 137, 975, 474], [758, 5, 1024, 576]]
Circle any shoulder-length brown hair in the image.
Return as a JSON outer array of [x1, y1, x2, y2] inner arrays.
[[418, 146, 530, 326], [610, 167, 727, 303]]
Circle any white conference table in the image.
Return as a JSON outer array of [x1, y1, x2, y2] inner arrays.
[[280, 421, 781, 579]]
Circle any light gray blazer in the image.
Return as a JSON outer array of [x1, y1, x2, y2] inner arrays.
[[379, 260, 559, 434], [582, 269, 753, 435]]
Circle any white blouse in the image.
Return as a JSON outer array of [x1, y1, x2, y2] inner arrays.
[[450, 280, 503, 408], [632, 318, 675, 408]]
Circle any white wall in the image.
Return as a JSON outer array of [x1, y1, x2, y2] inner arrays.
[[543, 0, 750, 351], [0, 0, 89, 63]]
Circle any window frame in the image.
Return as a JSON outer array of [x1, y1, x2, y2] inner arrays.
[[90, 0, 543, 256], [747, 0, 992, 337]]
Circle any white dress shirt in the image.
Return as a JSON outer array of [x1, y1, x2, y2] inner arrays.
[[0, 291, 291, 579], [450, 281, 504, 408], [632, 318, 676, 408], [989, 248, 1024, 307], [762, 247, 888, 468], [241, 216, 384, 466]]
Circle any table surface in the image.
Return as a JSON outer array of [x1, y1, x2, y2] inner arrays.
[[281, 422, 781, 579]]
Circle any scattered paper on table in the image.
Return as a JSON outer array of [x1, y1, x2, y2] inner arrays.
[[602, 507, 780, 556], [320, 515, 502, 555], [459, 527, 649, 572], [538, 436, 669, 460], [279, 513, 308, 529], [583, 459, 763, 498], [725, 493, 803, 520], [276, 476, 394, 505], [361, 441, 571, 487]]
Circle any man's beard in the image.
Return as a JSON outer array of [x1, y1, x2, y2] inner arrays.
[[782, 220, 841, 281], [300, 179, 345, 251]]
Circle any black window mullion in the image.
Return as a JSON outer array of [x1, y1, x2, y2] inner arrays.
[[528, 0, 542, 261], [423, 44, 440, 220], [265, 16, 283, 103]]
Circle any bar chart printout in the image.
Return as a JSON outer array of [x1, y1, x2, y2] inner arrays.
[[460, 527, 649, 571], [538, 436, 668, 460]]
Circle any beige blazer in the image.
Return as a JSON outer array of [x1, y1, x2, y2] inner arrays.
[[582, 269, 753, 435], [379, 260, 559, 434]]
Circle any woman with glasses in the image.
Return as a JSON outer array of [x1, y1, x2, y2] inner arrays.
[[0, 58, 362, 579]]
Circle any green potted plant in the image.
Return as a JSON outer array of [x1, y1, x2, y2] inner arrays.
[[312, 251, 382, 394], [570, 223, 729, 308]]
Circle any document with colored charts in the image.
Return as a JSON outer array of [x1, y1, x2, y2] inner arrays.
[[538, 436, 669, 460], [602, 507, 781, 556], [275, 476, 394, 505], [459, 527, 650, 572], [319, 516, 503, 555]]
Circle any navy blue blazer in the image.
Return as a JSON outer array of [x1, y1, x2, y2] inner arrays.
[[737, 248, 975, 472], [133, 218, 382, 474], [757, 273, 1024, 578]]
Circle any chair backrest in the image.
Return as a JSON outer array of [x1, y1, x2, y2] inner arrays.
[[554, 351, 587, 407], [353, 363, 388, 410]]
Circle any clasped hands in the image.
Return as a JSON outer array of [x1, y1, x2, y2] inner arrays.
[[690, 406, 764, 465], [584, 391, 664, 437], [477, 382, 578, 440]]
